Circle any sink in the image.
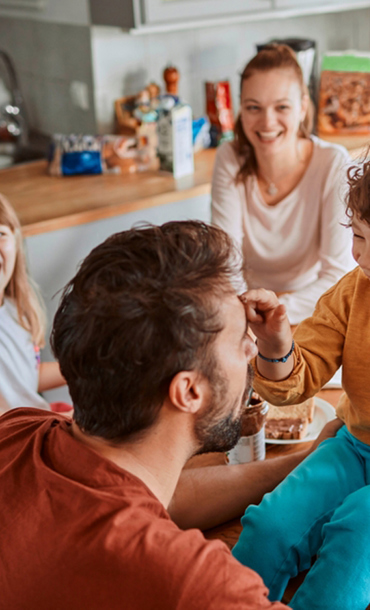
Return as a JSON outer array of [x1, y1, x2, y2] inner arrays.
[[0, 51, 50, 169], [0, 154, 13, 168], [0, 141, 15, 168], [0, 132, 49, 168], [13, 145, 47, 164]]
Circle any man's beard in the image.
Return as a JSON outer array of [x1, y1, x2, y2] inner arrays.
[[194, 363, 254, 455]]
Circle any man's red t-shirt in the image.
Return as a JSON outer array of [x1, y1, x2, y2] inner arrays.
[[0, 408, 286, 609]]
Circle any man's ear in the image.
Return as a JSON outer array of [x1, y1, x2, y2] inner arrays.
[[168, 370, 208, 415]]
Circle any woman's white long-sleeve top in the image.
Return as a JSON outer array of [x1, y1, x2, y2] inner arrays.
[[211, 136, 355, 324]]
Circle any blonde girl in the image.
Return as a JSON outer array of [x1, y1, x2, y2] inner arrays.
[[0, 193, 66, 413]]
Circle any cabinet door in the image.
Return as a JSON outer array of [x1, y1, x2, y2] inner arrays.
[[274, 0, 346, 7], [140, 0, 272, 24]]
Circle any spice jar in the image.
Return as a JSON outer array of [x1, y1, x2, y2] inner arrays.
[[227, 396, 269, 465]]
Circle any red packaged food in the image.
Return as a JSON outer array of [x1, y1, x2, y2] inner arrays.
[[205, 81, 234, 146]]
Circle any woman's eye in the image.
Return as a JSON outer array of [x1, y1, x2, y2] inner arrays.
[[244, 105, 259, 112], [353, 233, 364, 239], [277, 105, 290, 111]]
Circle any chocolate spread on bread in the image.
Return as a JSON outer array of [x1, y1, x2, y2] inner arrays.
[[265, 398, 315, 440], [265, 417, 309, 440]]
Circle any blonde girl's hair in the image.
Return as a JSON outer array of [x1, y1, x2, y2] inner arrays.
[[0, 193, 46, 346], [233, 43, 314, 183]]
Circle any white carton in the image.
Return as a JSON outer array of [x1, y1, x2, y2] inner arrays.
[[157, 102, 194, 178]]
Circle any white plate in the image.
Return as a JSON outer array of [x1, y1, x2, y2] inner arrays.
[[265, 397, 336, 445]]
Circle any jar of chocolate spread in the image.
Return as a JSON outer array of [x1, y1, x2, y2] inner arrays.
[[227, 396, 269, 465]]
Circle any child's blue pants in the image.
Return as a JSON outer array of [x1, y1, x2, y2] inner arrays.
[[232, 426, 370, 609]]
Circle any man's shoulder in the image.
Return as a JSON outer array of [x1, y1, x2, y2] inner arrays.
[[0, 416, 282, 609], [0, 409, 62, 467], [0, 407, 56, 435]]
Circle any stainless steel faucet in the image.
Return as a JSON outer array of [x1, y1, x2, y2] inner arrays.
[[0, 49, 28, 149]]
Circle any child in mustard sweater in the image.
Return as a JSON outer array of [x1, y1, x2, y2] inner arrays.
[[233, 160, 370, 610]]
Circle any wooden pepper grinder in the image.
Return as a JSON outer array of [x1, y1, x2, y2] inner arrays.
[[163, 65, 179, 96]]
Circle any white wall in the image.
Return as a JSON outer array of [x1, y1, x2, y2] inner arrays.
[[91, 7, 370, 133]]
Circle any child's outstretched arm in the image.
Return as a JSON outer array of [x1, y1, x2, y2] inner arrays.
[[241, 288, 294, 381], [38, 362, 66, 393]]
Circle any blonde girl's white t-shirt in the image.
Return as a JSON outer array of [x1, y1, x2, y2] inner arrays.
[[0, 298, 49, 410], [211, 136, 355, 324]]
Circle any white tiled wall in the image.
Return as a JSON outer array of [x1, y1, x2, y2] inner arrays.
[[0, 17, 96, 134], [91, 7, 370, 134]]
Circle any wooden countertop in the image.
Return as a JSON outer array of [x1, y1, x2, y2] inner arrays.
[[0, 149, 216, 237], [0, 135, 366, 238]]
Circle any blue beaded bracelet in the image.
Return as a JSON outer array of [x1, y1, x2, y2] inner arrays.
[[258, 339, 295, 363]]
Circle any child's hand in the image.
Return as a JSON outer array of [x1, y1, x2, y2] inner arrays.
[[240, 289, 292, 356]]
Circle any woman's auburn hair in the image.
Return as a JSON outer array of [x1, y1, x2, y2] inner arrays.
[[233, 43, 314, 183], [0, 193, 46, 346]]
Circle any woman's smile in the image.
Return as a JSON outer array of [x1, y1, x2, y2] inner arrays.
[[256, 130, 284, 143]]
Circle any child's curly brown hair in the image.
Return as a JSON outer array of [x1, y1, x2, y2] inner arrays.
[[346, 160, 370, 226]]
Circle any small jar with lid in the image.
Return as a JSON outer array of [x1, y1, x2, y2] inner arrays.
[[227, 395, 269, 465]]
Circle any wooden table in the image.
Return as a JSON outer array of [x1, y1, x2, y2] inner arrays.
[[191, 388, 342, 603]]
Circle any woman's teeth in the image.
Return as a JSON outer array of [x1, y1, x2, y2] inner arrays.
[[258, 132, 280, 141]]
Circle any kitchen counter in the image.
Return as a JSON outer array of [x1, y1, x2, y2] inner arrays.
[[1, 134, 367, 237], [0, 149, 216, 237]]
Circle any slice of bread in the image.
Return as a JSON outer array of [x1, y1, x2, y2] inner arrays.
[[265, 417, 309, 440], [266, 397, 315, 423], [265, 397, 315, 440]]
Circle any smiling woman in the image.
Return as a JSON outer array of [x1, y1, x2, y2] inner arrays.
[[211, 44, 354, 324]]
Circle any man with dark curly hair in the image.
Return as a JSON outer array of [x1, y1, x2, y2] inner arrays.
[[0, 220, 338, 609]]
